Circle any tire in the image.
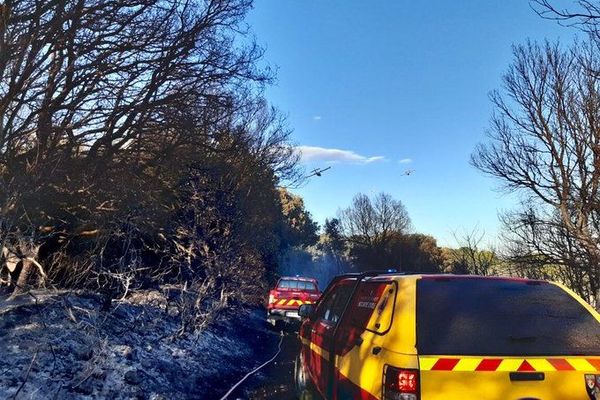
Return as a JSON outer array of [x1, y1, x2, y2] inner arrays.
[[266, 314, 282, 331], [294, 352, 316, 399]]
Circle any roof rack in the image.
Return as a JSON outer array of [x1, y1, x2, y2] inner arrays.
[[328, 269, 420, 281], [320, 271, 380, 292]]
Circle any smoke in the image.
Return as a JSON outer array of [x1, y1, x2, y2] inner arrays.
[[278, 247, 354, 290]]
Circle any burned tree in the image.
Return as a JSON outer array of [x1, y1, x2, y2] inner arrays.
[[472, 40, 600, 303], [339, 192, 412, 271], [532, 1, 600, 32], [445, 228, 497, 276], [0, 0, 299, 310]]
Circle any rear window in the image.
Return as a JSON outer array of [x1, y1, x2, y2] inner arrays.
[[277, 279, 317, 291], [417, 278, 600, 356]]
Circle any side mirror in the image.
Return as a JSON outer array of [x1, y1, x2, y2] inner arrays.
[[298, 304, 315, 319]]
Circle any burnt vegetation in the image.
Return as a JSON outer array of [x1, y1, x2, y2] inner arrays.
[[0, 0, 316, 329], [472, 1, 600, 305], [2, 0, 600, 332]]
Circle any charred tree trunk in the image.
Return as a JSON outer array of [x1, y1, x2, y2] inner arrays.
[[8, 242, 42, 296], [13, 257, 33, 295]]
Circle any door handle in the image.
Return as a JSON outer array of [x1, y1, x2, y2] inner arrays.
[[372, 346, 382, 355]]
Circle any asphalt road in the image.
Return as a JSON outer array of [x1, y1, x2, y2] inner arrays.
[[228, 325, 301, 400]]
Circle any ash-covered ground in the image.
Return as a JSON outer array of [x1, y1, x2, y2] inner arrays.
[[0, 289, 281, 400]]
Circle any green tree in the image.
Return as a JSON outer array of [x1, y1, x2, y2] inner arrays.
[[397, 234, 444, 273], [320, 218, 346, 255], [278, 188, 319, 249]]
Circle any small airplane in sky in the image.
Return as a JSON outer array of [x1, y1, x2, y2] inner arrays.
[[307, 166, 332, 178]]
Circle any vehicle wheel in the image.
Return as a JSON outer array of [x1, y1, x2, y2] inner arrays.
[[288, 320, 301, 332], [266, 316, 282, 331], [294, 352, 316, 399], [273, 319, 283, 331]]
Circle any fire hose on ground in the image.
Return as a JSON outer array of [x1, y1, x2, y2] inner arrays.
[[219, 330, 285, 400]]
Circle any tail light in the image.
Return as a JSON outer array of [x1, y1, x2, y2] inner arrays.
[[268, 291, 276, 304], [383, 366, 419, 400], [585, 374, 600, 400]]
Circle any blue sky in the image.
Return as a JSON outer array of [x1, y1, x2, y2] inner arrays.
[[247, 1, 576, 247]]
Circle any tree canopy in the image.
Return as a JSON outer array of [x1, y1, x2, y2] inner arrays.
[[0, 0, 302, 322], [337, 192, 442, 273], [472, 39, 600, 302]]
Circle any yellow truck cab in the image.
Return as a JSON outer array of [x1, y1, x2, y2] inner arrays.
[[295, 273, 600, 400]]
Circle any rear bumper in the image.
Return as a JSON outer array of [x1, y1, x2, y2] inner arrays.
[[267, 308, 301, 325]]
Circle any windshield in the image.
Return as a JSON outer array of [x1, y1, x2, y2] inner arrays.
[[417, 278, 600, 356], [277, 279, 318, 291]]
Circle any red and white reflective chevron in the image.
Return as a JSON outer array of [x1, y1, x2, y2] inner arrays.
[[274, 299, 313, 307], [419, 357, 600, 372]]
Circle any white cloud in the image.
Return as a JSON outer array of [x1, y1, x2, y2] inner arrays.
[[312, 116, 322, 121], [399, 158, 413, 164], [295, 145, 386, 164]]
